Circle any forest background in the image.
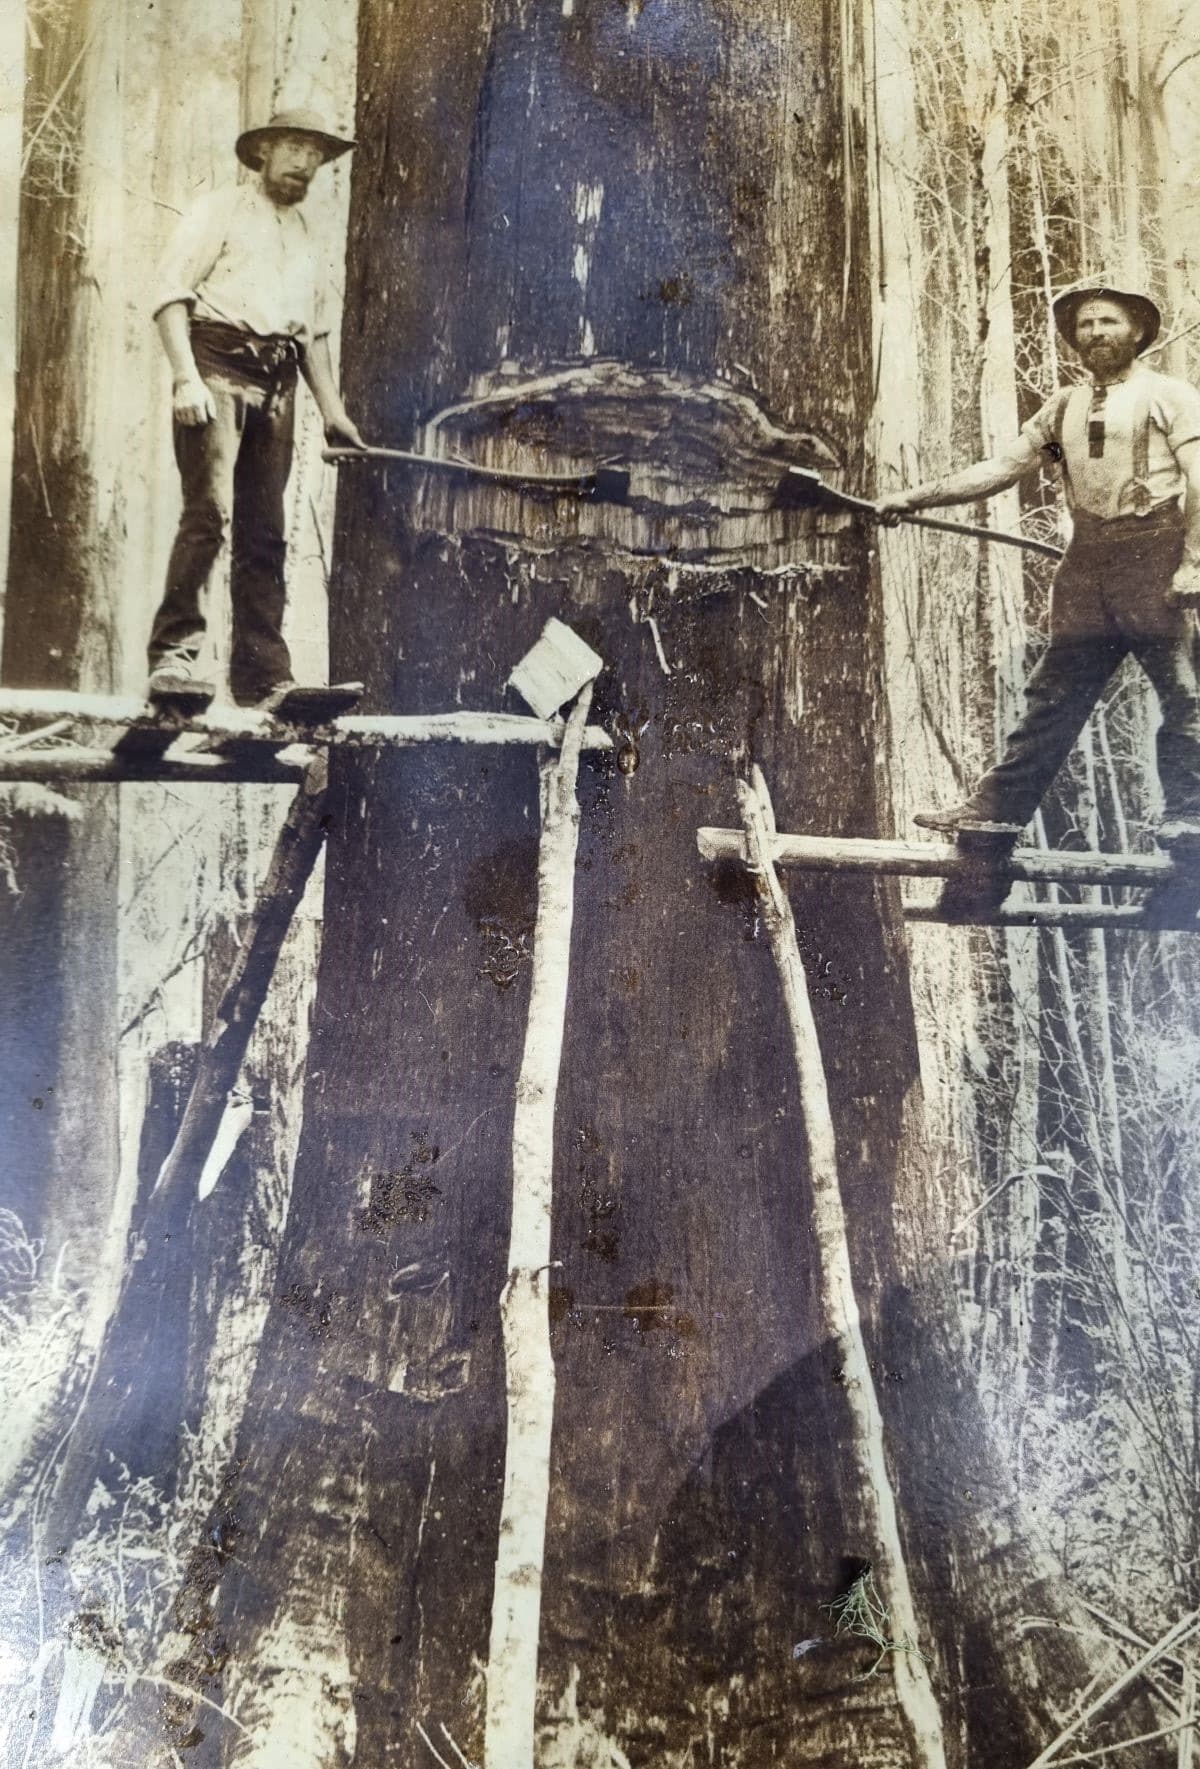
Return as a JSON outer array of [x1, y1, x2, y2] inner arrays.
[[1, 0, 1200, 1763]]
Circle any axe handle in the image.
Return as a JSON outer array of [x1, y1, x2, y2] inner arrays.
[[784, 472, 1064, 561], [898, 508, 1063, 561], [323, 445, 615, 497]]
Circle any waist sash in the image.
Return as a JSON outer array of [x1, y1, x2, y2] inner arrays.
[[190, 318, 301, 392]]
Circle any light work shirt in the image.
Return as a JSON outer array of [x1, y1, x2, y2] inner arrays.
[[152, 181, 329, 345], [1020, 367, 1200, 519]]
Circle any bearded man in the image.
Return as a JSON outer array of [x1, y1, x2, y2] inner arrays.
[[146, 109, 365, 708], [881, 279, 1200, 847]]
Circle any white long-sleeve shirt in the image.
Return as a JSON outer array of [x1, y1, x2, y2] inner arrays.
[[152, 181, 329, 345]]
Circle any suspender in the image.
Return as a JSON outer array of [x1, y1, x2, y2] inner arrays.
[[1129, 383, 1153, 513], [1050, 380, 1154, 514]]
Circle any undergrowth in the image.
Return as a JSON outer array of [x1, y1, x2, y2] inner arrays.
[[0, 1210, 233, 1765]]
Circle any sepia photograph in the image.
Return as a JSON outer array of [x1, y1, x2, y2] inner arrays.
[[2, 0, 1200, 1762]]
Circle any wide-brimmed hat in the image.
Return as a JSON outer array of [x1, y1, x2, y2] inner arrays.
[[1052, 278, 1161, 354], [236, 109, 356, 171]]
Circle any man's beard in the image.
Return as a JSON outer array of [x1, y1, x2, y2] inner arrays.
[[264, 172, 310, 206], [1082, 339, 1138, 374]]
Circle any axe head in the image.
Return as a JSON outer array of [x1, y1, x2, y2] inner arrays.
[[588, 465, 632, 505], [771, 466, 838, 511]]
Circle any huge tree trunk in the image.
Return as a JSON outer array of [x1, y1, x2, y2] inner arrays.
[[124, 5, 1164, 1768]]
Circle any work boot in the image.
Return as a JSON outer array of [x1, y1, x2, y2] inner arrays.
[[148, 653, 214, 700], [936, 872, 1013, 921], [252, 679, 298, 715], [913, 801, 1021, 837], [913, 802, 975, 834]]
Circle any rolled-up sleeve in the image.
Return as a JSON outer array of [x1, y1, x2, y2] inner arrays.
[[1161, 381, 1200, 453], [150, 189, 230, 321], [1020, 391, 1065, 455]]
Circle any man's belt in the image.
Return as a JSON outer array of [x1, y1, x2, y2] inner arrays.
[[190, 319, 302, 390], [1069, 502, 1184, 545]]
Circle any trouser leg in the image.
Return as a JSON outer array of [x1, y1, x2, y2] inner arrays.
[[966, 636, 1123, 827], [228, 379, 296, 705], [1135, 635, 1200, 820], [962, 544, 1122, 828], [148, 384, 242, 669], [1112, 526, 1200, 821]]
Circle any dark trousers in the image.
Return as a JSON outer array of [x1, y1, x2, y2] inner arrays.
[[148, 371, 296, 705], [966, 510, 1200, 827]]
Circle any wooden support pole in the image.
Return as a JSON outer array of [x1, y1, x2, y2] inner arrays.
[[698, 829, 1200, 929], [151, 761, 330, 1201], [0, 748, 309, 785], [0, 689, 613, 753], [906, 904, 1199, 932], [484, 680, 594, 1769], [698, 826, 1174, 889], [332, 711, 612, 751], [735, 766, 947, 1769], [0, 717, 72, 751]]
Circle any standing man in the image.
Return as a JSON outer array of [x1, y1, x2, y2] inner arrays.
[[880, 278, 1200, 848], [147, 109, 365, 708]]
